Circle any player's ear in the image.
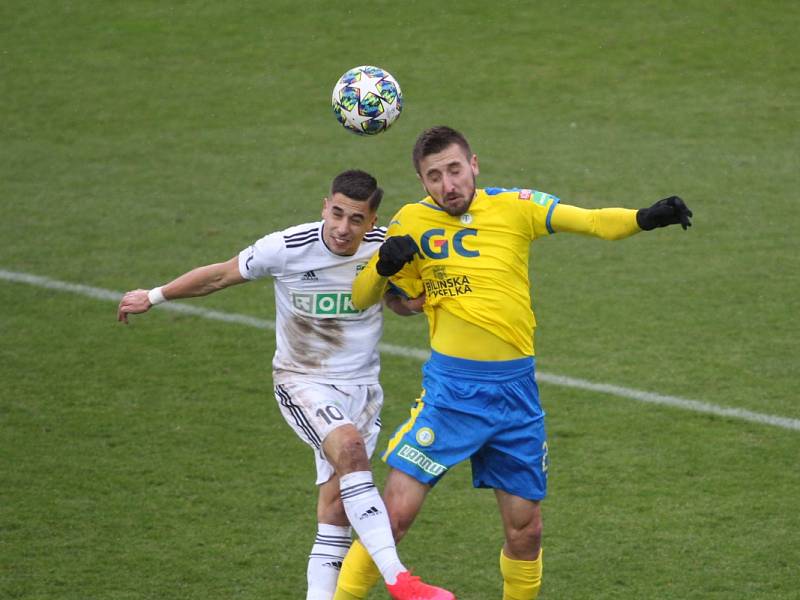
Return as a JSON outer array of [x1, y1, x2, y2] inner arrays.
[[321, 197, 329, 218], [471, 154, 480, 177]]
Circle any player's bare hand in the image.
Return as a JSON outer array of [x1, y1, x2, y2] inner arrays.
[[403, 293, 426, 314], [383, 291, 426, 317], [117, 289, 152, 323]]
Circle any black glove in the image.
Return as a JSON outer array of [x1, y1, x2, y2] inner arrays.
[[376, 235, 419, 277], [636, 196, 693, 231]]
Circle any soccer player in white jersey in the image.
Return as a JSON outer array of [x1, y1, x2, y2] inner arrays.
[[117, 170, 454, 600]]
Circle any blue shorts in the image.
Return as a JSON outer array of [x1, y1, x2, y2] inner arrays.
[[382, 351, 548, 501]]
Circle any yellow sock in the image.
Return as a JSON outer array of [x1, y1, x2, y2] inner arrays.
[[333, 539, 382, 600], [500, 548, 543, 600]]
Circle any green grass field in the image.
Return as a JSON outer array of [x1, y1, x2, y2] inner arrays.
[[2, 1, 799, 598]]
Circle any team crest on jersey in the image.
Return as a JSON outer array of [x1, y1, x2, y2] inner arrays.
[[415, 427, 435, 447], [459, 213, 473, 225], [432, 265, 447, 280]]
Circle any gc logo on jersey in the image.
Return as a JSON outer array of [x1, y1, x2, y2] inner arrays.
[[419, 228, 479, 259]]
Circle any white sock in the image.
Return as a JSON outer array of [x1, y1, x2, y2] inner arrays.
[[339, 471, 405, 585], [306, 523, 352, 600]]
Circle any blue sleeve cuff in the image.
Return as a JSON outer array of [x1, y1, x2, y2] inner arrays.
[[545, 198, 560, 234], [386, 281, 410, 299]]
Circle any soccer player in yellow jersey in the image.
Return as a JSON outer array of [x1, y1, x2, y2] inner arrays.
[[333, 126, 692, 600]]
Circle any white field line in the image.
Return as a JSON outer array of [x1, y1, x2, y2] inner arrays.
[[3, 268, 798, 432]]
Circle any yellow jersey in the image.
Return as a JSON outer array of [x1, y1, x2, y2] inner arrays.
[[353, 187, 641, 359]]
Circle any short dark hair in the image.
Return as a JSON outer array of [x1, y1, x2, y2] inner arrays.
[[331, 169, 383, 211], [412, 126, 472, 173]]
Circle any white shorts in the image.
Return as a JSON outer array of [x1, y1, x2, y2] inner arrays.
[[273, 380, 383, 485]]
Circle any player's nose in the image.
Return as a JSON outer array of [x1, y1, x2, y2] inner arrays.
[[441, 173, 455, 192]]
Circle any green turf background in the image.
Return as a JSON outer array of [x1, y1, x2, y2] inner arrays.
[[2, 1, 799, 598]]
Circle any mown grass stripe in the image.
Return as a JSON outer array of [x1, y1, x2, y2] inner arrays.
[[3, 267, 798, 432]]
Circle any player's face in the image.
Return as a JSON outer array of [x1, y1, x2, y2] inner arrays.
[[418, 143, 479, 216], [321, 193, 378, 256]]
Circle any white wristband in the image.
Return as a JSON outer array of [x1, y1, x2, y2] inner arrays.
[[147, 286, 167, 306]]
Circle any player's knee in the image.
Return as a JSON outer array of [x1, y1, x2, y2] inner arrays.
[[334, 433, 370, 473], [506, 519, 542, 556]]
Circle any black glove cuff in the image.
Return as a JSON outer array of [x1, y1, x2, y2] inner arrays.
[[376, 259, 403, 277], [636, 209, 656, 231]]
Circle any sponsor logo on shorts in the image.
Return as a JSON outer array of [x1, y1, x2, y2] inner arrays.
[[415, 427, 435, 447], [397, 444, 446, 476]]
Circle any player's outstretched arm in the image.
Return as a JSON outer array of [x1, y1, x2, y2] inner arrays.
[[636, 196, 693, 230], [549, 204, 640, 240], [550, 196, 692, 240], [117, 256, 246, 323]]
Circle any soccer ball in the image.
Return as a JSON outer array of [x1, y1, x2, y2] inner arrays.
[[331, 66, 403, 135]]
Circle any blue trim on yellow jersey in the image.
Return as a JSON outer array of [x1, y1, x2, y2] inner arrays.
[[484, 187, 520, 195], [386, 281, 409, 298], [545, 197, 560, 234], [418, 200, 445, 211]]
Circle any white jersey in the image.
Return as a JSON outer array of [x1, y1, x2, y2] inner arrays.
[[238, 220, 386, 384]]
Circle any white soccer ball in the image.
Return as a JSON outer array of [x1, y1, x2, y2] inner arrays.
[[331, 65, 403, 135]]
